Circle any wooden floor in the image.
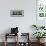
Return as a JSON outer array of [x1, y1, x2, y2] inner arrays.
[[0, 42, 46, 46]]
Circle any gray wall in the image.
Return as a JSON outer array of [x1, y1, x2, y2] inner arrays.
[[0, 0, 36, 42]]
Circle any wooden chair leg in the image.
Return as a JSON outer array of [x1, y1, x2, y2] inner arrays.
[[4, 41, 7, 46], [15, 33, 18, 46], [4, 33, 7, 46], [17, 34, 18, 46]]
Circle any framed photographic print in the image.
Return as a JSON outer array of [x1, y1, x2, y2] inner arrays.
[[10, 10, 24, 17]]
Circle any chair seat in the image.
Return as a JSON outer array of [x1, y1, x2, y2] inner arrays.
[[6, 33, 17, 36]]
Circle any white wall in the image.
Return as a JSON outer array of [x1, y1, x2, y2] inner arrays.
[[0, 0, 36, 42]]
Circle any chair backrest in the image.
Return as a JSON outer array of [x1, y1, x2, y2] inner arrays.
[[11, 27, 18, 34]]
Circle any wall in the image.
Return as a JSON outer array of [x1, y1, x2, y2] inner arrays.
[[0, 0, 36, 42]]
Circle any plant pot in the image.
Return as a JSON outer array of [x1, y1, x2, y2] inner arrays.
[[37, 39, 40, 43], [40, 38, 45, 43], [37, 39, 45, 44]]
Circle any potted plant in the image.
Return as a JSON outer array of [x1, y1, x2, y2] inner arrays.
[[33, 32, 46, 43], [32, 25, 39, 30], [32, 24, 45, 30], [40, 26, 45, 29]]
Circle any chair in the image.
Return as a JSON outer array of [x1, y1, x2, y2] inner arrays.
[[4, 33, 18, 46], [18, 33, 30, 46], [4, 27, 19, 46]]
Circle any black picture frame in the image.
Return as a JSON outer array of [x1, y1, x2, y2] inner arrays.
[[10, 10, 24, 17]]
